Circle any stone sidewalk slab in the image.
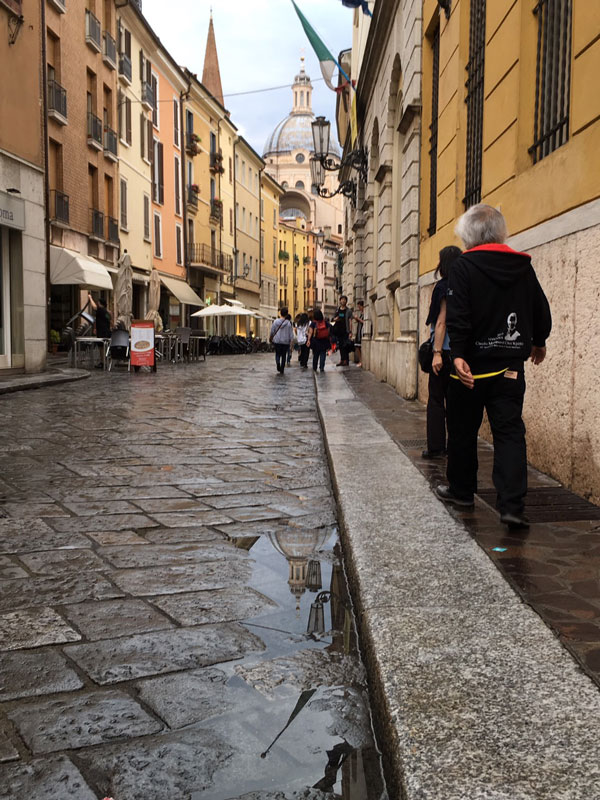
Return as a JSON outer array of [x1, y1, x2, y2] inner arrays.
[[315, 368, 600, 800], [0, 368, 89, 396]]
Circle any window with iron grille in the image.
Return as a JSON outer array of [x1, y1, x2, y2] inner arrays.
[[428, 24, 440, 236], [529, 0, 572, 164], [464, 0, 486, 209]]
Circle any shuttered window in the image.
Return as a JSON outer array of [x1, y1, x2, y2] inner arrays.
[[175, 224, 182, 265], [464, 0, 486, 209], [174, 155, 181, 215], [120, 179, 127, 230], [529, 0, 572, 164], [173, 99, 180, 147], [153, 212, 162, 257], [428, 24, 440, 235], [143, 194, 150, 241]]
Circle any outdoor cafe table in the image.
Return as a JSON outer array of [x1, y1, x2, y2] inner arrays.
[[72, 337, 109, 370]]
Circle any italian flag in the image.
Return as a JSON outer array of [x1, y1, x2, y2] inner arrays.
[[291, 0, 349, 91]]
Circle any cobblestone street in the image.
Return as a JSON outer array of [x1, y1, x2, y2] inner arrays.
[[0, 355, 386, 800]]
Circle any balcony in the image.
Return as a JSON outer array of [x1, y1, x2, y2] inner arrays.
[[293, 255, 300, 266], [303, 256, 311, 265], [209, 200, 222, 222], [187, 242, 233, 273], [106, 216, 119, 244], [185, 131, 201, 156], [118, 53, 132, 85], [141, 81, 154, 111], [103, 31, 117, 69], [87, 112, 102, 150], [50, 190, 69, 225], [85, 9, 101, 52], [278, 250, 289, 261], [47, 79, 67, 125], [48, 0, 66, 13], [89, 208, 104, 240], [209, 150, 224, 174], [103, 125, 118, 161], [306, 278, 312, 288], [187, 185, 199, 212], [280, 275, 288, 286]]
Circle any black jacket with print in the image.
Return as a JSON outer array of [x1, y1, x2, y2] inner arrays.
[[446, 244, 552, 373]]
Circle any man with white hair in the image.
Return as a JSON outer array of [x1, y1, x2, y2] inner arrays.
[[435, 204, 552, 529]]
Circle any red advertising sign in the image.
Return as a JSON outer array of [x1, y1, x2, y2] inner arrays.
[[130, 320, 155, 368]]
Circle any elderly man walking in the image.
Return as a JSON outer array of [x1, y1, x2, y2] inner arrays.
[[435, 204, 552, 529]]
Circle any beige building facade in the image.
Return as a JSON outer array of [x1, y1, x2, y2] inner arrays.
[[337, 0, 422, 399], [233, 136, 263, 332], [260, 171, 283, 337]]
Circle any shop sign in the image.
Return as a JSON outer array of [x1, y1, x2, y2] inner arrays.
[[0, 191, 25, 231], [130, 320, 155, 369]]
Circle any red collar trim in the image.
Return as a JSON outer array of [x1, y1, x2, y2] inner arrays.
[[464, 243, 530, 258]]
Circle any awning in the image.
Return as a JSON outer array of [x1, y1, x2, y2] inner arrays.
[[50, 246, 114, 290], [160, 275, 205, 307]]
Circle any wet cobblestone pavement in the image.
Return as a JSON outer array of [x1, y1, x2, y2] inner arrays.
[[344, 367, 600, 688], [0, 355, 387, 800]]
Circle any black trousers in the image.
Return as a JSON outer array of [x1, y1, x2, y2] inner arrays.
[[337, 336, 350, 363], [274, 343, 288, 372], [446, 369, 527, 515], [299, 343, 309, 367], [426, 358, 451, 452]]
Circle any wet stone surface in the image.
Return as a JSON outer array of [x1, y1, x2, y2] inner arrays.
[[0, 356, 387, 798]]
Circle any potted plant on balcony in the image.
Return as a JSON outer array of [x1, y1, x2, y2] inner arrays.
[[191, 184, 200, 194]]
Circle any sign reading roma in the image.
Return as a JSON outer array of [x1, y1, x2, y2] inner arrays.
[[130, 320, 155, 369]]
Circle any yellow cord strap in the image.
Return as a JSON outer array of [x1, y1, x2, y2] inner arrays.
[[450, 368, 508, 381]]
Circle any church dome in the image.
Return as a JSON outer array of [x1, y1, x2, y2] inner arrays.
[[263, 61, 340, 158]]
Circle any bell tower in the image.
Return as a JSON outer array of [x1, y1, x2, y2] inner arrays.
[[291, 57, 313, 115]]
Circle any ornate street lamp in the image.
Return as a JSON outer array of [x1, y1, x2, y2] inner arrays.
[[307, 590, 331, 637], [305, 559, 322, 592], [310, 115, 368, 203]]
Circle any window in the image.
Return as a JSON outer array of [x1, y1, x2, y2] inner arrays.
[[295, 181, 305, 190], [273, 237, 277, 265], [242, 207, 246, 229], [174, 155, 181, 215], [153, 212, 162, 257], [295, 153, 305, 163], [255, 218, 259, 238], [273, 208, 277, 226], [118, 95, 131, 145], [210, 178, 216, 202], [337, 224, 342, 234], [428, 23, 440, 234], [151, 71, 159, 127], [175, 224, 182, 265], [464, 0, 486, 209], [152, 139, 164, 204], [242, 160, 246, 185], [230, 208, 233, 234], [249, 211, 252, 233], [173, 99, 180, 147], [530, 0, 572, 164], [236, 202, 239, 226], [210, 132, 216, 154], [261, 231, 264, 261], [229, 157, 233, 182], [260, 198, 264, 219], [143, 194, 150, 241], [120, 178, 127, 229]]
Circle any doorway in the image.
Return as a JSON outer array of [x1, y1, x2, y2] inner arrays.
[[0, 228, 11, 368]]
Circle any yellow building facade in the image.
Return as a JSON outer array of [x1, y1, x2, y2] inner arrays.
[[234, 136, 263, 332], [277, 218, 315, 320], [260, 172, 284, 337], [420, 0, 600, 502]]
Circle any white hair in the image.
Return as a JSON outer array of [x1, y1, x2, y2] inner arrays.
[[455, 204, 508, 249]]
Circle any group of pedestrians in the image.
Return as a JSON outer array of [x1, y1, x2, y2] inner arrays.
[[269, 298, 365, 375], [424, 204, 552, 530]]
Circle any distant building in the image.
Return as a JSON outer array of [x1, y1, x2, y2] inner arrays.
[[260, 172, 284, 337]]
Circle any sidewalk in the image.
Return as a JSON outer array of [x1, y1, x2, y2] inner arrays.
[[316, 365, 600, 800], [0, 367, 89, 395]]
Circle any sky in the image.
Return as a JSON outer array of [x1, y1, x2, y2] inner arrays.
[[141, 0, 352, 156]]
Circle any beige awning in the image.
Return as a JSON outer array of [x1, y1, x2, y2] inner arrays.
[[50, 246, 114, 290], [160, 275, 205, 307]]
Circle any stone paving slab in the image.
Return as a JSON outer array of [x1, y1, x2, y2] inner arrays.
[[0, 556, 27, 579], [150, 586, 277, 626], [0, 756, 97, 799], [142, 526, 226, 544], [0, 729, 18, 763], [64, 623, 265, 684], [0, 608, 80, 650], [62, 598, 174, 640], [47, 513, 158, 532], [0, 650, 83, 700], [7, 689, 163, 754], [316, 368, 600, 800], [0, 574, 122, 612], [18, 548, 108, 575], [110, 561, 252, 595], [0, 368, 89, 396], [96, 543, 244, 569], [0, 520, 91, 554]]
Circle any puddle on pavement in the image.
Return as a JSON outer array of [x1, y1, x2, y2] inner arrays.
[[192, 527, 389, 800]]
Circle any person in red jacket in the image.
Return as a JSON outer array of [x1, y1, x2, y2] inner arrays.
[[435, 204, 552, 530]]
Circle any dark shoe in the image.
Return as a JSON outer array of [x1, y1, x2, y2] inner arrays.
[[320, 368, 325, 372], [435, 485, 474, 508], [421, 449, 446, 459], [500, 512, 530, 530]]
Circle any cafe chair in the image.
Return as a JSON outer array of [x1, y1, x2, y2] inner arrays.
[[107, 329, 130, 372]]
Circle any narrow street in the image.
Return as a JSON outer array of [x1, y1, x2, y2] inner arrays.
[[0, 356, 387, 800]]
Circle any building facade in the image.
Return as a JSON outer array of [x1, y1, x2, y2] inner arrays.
[[419, 0, 600, 503], [337, 0, 422, 399], [278, 218, 315, 320], [316, 231, 343, 318], [260, 171, 283, 337], [0, 0, 46, 373], [233, 136, 263, 332]]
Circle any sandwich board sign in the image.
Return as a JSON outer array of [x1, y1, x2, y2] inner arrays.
[[130, 320, 156, 371]]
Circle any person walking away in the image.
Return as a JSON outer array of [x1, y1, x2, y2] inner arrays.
[[88, 292, 112, 369], [435, 204, 552, 529], [422, 246, 462, 459], [286, 314, 293, 365], [353, 300, 364, 366], [308, 309, 331, 372], [270, 307, 294, 374], [296, 313, 310, 368], [331, 296, 353, 366]]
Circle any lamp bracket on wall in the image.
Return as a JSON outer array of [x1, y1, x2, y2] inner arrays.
[[437, 0, 451, 19], [8, 13, 24, 45]]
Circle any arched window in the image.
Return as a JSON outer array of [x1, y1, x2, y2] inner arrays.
[[295, 180, 305, 190], [282, 181, 289, 189], [300, 91, 304, 106]]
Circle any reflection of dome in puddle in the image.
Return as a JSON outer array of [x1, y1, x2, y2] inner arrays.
[[268, 527, 330, 603]]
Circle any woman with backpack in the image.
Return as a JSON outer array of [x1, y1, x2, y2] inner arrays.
[[295, 313, 310, 368], [307, 309, 331, 372], [269, 306, 294, 374]]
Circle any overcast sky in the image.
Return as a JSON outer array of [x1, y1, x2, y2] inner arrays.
[[142, 0, 352, 156]]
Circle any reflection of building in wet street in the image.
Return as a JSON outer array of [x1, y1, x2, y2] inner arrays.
[[269, 526, 331, 609]]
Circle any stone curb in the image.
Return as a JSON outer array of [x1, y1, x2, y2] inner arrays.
[[314, 367, 600, 800], [0, 368, 90, 395]]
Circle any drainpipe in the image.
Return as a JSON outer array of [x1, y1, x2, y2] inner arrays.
[[180, 80, 190, 325], [41, 0, 51, 361], [232, 137, 237, 281]]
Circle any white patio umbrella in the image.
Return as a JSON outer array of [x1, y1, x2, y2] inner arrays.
[[145, 268, 163, 332], [191, 304, 260, 318], [115, 252, 133, 330]]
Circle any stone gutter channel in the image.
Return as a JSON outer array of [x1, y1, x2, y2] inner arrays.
[[314, 368, 600, 800]]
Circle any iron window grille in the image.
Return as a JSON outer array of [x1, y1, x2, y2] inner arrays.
[[464, 0, 486, 209], [50, 190, 69, 224], [428, 24, 440, 236], [529, 0, 572, 164]]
